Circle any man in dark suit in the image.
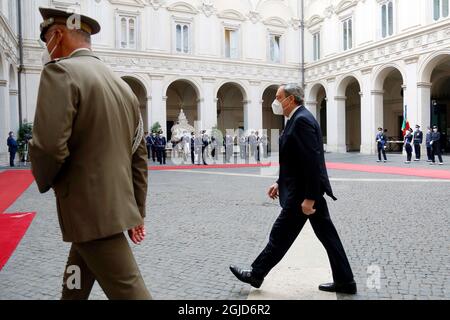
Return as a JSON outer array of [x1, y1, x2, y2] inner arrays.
[[7, 131, 18, 167], [230, 84, 356, 295]]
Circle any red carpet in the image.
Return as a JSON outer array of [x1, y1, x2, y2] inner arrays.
[[326, 162, 450, 180], [0, 213, 36, 270], [149, 162, 450, 180], [0, 170, 36, 271], [0, 170, 35, 213]]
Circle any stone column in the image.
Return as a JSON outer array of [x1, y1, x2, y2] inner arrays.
[[417, 82, 432, 129], [0, 80, 8, 154], [417, 82, 432, 155], [9, 89, 20, 135], [246, 81, 263, 133], [305, 100, 318, 119], [404, 57, 420, 129], [200, 77, 217, 131], [149, 76, 167, 136], [327, 93, 347, 153], [360, 69, 374, 155], [371, 90, 385, 154]]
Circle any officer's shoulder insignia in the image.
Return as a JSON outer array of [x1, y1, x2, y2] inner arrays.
[[44, 56, 71, 67]]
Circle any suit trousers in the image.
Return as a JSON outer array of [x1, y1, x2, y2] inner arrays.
[[61, 233, 152, 300], [251, 197, 354, 284]]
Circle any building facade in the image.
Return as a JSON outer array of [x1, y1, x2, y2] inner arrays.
[[0, 0, 303, 158], [0, 0, 20, 158], [303, 0, 450, 154]]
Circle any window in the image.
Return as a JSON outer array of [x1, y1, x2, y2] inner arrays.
[[342, 18, 353, 51], [119, 16, 137, 49], [433, 0, 449, 21], [313, 32, 320, 61], [225, 29, 239, 59], [381, 1, 394, 38], [175, 23, 190, 54], [269, 35, 281, 63]]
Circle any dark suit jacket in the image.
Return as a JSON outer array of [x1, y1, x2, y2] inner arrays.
[[277, 106, 336, 210]]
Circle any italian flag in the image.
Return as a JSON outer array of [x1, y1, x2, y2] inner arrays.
[[401, 105, 410, 136]]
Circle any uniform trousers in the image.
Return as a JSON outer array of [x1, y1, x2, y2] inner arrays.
[[61, 233, 152, 300]]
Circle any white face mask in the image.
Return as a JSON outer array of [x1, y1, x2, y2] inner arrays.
[[433, 129, 438, 132], [272, 97, 289, 116], [41, 33, 58, 66]]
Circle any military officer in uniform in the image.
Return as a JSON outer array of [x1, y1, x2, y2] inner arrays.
[[413, 125, 423, 161], [29, 8, 151, 300]]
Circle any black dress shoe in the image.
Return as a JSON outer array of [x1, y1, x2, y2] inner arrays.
[[229, 265, 264, 288], [319, 281, 357, 294]]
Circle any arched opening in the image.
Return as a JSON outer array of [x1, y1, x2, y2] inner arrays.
[[122, 77, 148, 133], [310, 84, 327, 144], [166, 80, 199, 142], [382, 69, 404, 152], [262, 85, 284, 134], [216, 83, 245, 134], [345, 80, 361, 152], [429, 55, 450, 153]]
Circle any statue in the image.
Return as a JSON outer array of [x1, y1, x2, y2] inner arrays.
[[170, 109, 195, 161], [170, 109, 195, 143]]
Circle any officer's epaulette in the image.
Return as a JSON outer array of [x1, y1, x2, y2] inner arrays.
[[44, 56, 70, 66]]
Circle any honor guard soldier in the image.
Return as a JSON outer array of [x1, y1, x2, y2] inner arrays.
[[425, 127, 433, 162], [156, 131, 167, 165], [430, 126, 444, 165], [376, 127, 387, 163], [413, 125, 423, 161], [29, 7, 151, 300]]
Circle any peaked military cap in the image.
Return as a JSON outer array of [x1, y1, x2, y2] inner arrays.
[[39, 7, 101, 42]]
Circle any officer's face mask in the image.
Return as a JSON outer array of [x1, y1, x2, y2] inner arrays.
[[433, 129, 438, 132], [272, 96, 291, 116], [41, 33, 59, 66]]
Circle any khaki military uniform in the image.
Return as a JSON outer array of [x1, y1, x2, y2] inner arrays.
[[30, 49, 151, 300]]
